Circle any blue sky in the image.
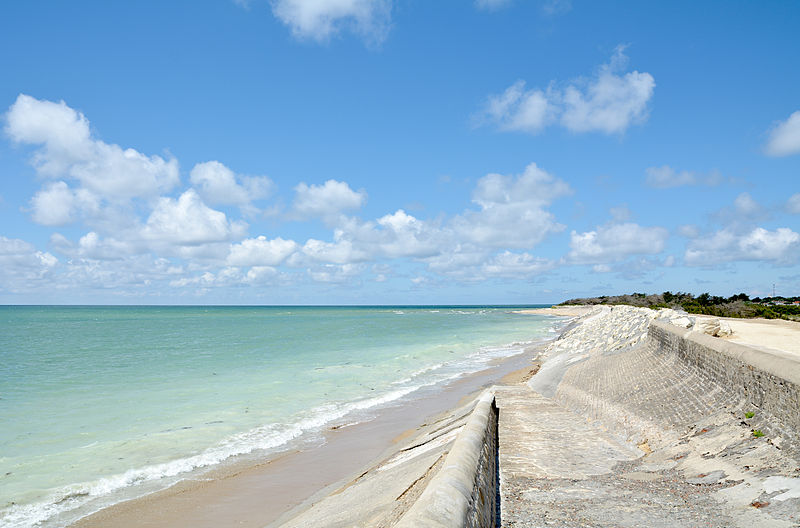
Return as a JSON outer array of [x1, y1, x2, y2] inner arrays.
[[1, 0, 799, 305]]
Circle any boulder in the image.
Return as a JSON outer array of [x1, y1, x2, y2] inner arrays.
[[670, 316, 694, 329]]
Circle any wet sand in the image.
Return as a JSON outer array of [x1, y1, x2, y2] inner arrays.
[[71, 330, 559, 528]]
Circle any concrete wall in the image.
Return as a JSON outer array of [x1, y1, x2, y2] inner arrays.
[[648, 320, 800, 452], [395, 391, 498, 528]]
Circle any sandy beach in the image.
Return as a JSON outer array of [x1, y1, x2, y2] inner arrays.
[[713, 316, 800, 356], [69, 330, 557, 528], [513, 305, 597, 317]]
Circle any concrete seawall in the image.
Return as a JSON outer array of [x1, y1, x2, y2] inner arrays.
[[406, 310, 800, 526], [649, 319, 800, 455], [395, 391, 499, 528]]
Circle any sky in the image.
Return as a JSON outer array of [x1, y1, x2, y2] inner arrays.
[[0, 0, 799, 305]]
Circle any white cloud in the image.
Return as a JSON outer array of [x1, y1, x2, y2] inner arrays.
[[29, 181, 78, 225], [190, 161, 273, 207], [787, 193, 800, 214], [482, 81, 554, 133], [292, 179, 366, 221], [285, 164, 568, 282], [568, 222, 669, 264], [482, 251, 553, 278], [301, 235, 367, 264], [479, 46, 654, 135], [6, 94, 179, 199], [374, 210, 441, 258], [308, 263, 363, 283], [685, 227, 800, 266], [271, 0, 391, 44], [764, 110, 800, 157], [227, 236, 298, 266], [0, 236, 58, 291], [644, 165, 722, 189], [6, 94, 180, 234], [50, 232, 136, 260], [560, 47, 654, 134], [142, 190, 247, 246], [454, 162, 571, 248], [244, 266, 280, 285], [190, 162, 269, 204]]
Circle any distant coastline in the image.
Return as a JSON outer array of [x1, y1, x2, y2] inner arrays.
[[557, 291, 800, 321]]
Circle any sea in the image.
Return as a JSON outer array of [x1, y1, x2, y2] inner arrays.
[[0, 305, 561, 527]]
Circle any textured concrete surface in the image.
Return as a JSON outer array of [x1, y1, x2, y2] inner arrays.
[[514, 306, 800, 527], [395, 391, 498, 528]]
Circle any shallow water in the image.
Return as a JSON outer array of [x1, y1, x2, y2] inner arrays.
[[0, 305, 554, 527]]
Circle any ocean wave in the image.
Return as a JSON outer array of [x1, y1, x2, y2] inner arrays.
[[0, 375, 444, 528], [1, 316, 561, 528]]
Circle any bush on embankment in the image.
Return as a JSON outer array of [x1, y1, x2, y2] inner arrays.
[[558, 292, 800, 321]]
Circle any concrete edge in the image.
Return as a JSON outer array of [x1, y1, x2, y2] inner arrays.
[[650, 319, 800, 386], [394, 390, 496, 528]]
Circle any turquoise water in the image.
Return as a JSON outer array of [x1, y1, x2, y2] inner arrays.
[[0, 305, 555, 527]]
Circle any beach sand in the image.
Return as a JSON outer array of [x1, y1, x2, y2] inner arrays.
[[70, 329, 557, 528], [713, 316, 800, 357], [514, 305, 596, 317]]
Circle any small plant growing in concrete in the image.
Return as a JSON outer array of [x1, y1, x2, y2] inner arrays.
[[752, 429, 764, 437], [745, 411, 755, 419]]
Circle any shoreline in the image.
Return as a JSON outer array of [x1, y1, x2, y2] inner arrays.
[[70, 316, 569, 528]]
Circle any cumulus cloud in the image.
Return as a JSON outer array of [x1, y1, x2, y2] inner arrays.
[[271, 0, 391, 44], [644, 165, 722, 189], [685, 227, 800, 266], [285, 163, 568, 283], [292, 179, 366, 222], [50, 232, 135, 260], [373, 210, 441, 258], [301, 235, 368, 264], [481, 251, 554, 278], [0, 236, 58, 291], [29, 181, 82, 226], [6, 94, 179, 199], [764, 110, 800, 157], [453, 162, 571, 248], [568, 222, 669, 264], [190, 161, 273, 207], [478, 46, 654, 135], [227, 236, 298, 266], [307, 263, 364, 283], [142, 190, 247, 246], [482, 81, 554, 133], [6, 94, 179, 233]]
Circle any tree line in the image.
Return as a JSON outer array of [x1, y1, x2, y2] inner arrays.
[[558, 292, 800, 321]]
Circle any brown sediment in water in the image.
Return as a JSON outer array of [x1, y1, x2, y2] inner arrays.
[[70, 341, 549, 528]]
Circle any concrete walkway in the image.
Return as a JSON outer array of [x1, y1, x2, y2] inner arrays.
[[495, 385, 750, 527]]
